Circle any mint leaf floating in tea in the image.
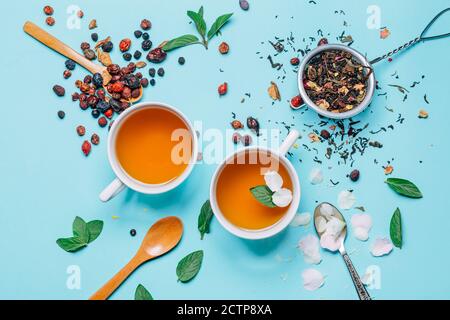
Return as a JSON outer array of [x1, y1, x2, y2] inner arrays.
[[390, 208, 403, 249], [134, 284, 153, 300], [250, 185, 276, 208], [250, 171, 293, 208], [176, 250, 203, 282], [198, 200, 213, 240], [385, 178, 423, 198], [56, 216, 104, 253]]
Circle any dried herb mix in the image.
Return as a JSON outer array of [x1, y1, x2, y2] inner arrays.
[[303, 49, 371, 113]]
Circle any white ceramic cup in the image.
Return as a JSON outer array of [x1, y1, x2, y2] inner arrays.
[[209, 130, 301, 240], [99, 101, 198, 202]]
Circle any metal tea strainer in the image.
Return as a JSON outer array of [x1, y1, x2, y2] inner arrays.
[[297, 8, 450, 119]]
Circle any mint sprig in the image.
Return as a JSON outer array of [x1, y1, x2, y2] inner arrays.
[[56, 216, 104, 252]]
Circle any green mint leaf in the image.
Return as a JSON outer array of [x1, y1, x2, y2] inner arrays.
[[198, 6, 204, 17], [187, 10, 207, 39], [176, 250, 203, 283], [162, 34, 199, 52], [72, 216, 89, 243], [134, 284, 153, 300], [198, 200, 213, 240], [207, 13, 233, 40], [86, 220, 104, 243], [390, 208, 403, 249], [249, 185, 276, 208], [386, 178, 423, 198], [56, 237, 87, 252]]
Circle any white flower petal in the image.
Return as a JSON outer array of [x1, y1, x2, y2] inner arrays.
[[354, 227, 369, 241], [371, 237, 394, 257], [298, 234, 322, 265], [337, 190, 356, 210], [325, 217, 346, 238], [319, 203, 335, 220], [302, 269, 325, 291], [272, 188, 293, 207], [309, 168, 324, 185], [315, 216, 327, 233], [320, 232, 342, 252], [351, 214, 372, 241], [290, 212, 311, 227], [264, 171, 283, 192]]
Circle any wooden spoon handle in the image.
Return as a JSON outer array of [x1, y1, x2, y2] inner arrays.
[[23, 21, 104, 75], [89, 256, 144, 300]]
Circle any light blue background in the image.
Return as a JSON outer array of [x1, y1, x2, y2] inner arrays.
[[1, 0, 450, 300]]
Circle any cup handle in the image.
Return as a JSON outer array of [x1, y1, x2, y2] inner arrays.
[[278, 129, 301, 156], [99, 178, 126, 202]]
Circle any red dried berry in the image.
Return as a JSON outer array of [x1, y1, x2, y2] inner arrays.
[[81, 140, 91, 156], [91, 134, 100, 145], [219, 42, 229, 54], [218, 82, 228, 96], [232, 132, 242, 144], [349, 169, 360, 182], [77, 10, 84, 19], [98, 117, 107, 127], [320, 129, 331, 140], [76, 125, 86, 136], [111, 82, 125, 93], [53, 85, 65, 96], [290, 95, 303, 109], [46, 17, 55, 26], [43, 6, 54, 16], [140, 19, 152, 30], [318, 38, 329, 46], [231, 120, 243, 129], [63, 70, 72, 79], [119, 38, 132, 52], [104, 108, 113, 119], [290, 57, 300, 66], [146, 48, 167, 63]]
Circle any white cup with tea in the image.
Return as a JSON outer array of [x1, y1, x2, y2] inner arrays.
[[210, 130, 301, 240], [99, 101, 198, 202]]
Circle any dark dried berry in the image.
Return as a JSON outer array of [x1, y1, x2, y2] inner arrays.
[[133, 50, 142, 59], [150, 79, 156, 86], [45, 17, 55, 26], [53, 85, 65, 97], [134, 30, 143, 38], [232, 132, 242, 144], [149, 68, 156, 77], [101, 41, 113, 52], [72, 92, 80, 101], [63, 70, 72, 79], [83, 49, 96, 60], [96, 89, 106, 100], [140, 78, 149, 88], [178, 57, 185, 65], [82, 140, 91, 156], [127, 62, 136, 73], [130, 229, 137, 237], [84, 75, 92, 84], [57, 110, 65, 119], [80, 42, 90, 51], [142, 32, 149, 40], [91, 33, 98, 42], [91, 109, 100, 119], [98, 116, 107, 127], [97, 100, 110, 113], [107, 64, 121, 75], [243, 135, 252, 146], [125, 75, 140, 89], [318, 38, 329, 46], [91, 133, 100, 145], [87, 95, 99, 107], [157, 67, 165, 77], [79, 100, 88, 110], [76, 125, 86, 136], [43, 5, 54, 15], [131, 88, 141, 99], [239, 0, 250, 11], [142, 40, 152, 51], [290, 57, 300, 66], [146, 48, 166, 63], [123, 53, 132, 61], [92, 73, 103, 88], [121, 87, 132, 100], [349, 170, 360, 182], [231, 120, 244, 129], [247, 117, 260, 135], [320, 130, 331, 140], [65, 59, 76, 70], [140, 19, 151, 30], [109, 99, 122, 112], [119, 38, 131, 52]]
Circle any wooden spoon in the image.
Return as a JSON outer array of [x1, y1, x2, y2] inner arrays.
[[89, 216, 183, 300], [23, 21, 143, 103]]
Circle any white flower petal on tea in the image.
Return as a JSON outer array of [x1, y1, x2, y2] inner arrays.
[[272, 188, 293, 207], [309, 168, 324, 185], [371, 237, 394, 257], [298, 234, 322, 265], [351, 214, 372, 241], [315, 216, 327, 233], [320, 232, 342, 252], [264, 171, 283, 192], [338, 190, 356, 210], [302, 269, 325, 291], [290, 212, 311, 227], [320, 203, 335, 220]]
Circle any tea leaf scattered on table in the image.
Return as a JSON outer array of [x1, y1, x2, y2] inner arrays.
[[198, 200, 213, 240], [135, 284, 153, 300], [187, 8, 207, 40], [56, 216, 104, 253], [176, 250, 203, 282], [207, 13, 233, 40], [386, 178, 423, 198], [56, 237, 87, 252], [250, 185, 276, 208], [390, 208, 403, 249], [162, 34, 199, 52], [72, 216, 89, 243], [87, 220, 104, 243]]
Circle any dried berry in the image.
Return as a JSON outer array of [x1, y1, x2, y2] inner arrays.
[[79, 100, 88, 110], [72, 92, 80, 101], [146, 48, 167, 63], [102, 41, 113, 52], [130, 229, 137, 237], [82, 140, 91, 156], [320, 130, 331, 140], [92, 73, 103, 88], [247, 117, 260, 135], [290, 57, 300, 66], [91, 109, 100, 119], [89, 19, 97, 30], [318, 38, 329, 46], [127, 62, 137, 73], [219, 42, 229, 54], [134, 50, 142, 59], [91, 33, 98, 42], [178, 57, 185, 65], [57, 110, 65, 119], [53, 85, 65, 97], [134, 30, 143, 38], [91, 133, 100, 145], [43, 5, 54, 15], [104, 108, 114, 119], [141, 40, 152, 51], [140, 78, 149, 88], [107, 64, 121, 75], [123, 53, 132, 61], [157, 68, 165, 77], [81, 42, 90, 51], [231, 120, 243, 129], [111, 82, 125, 93], [76, 125, 86, 136], [150, 79, 156, 86], [65, 60, 76, 70], [131, 88, 141, 99], [63, 70, 72, 79], [149, 68, 156, 77], [142, 32, 150, 40], [232, 132, 242, 144], [125, 75, 140, 89], [119, 39, 131, 52], [98, 116, 107, 127], [122, 87, 132, 100], [83, 49, 96, 60], [239, 0, 250, 11], [290, 95, 303, 109], [77, 10, 84, 19], [97, 100, 110, 113], [109, 99, 122, 112], [218, 82, 228, 96], [349, 169, 360, 182], [45, 17, 55, 26], [243, 135, 252, 146], [140, 19, 151, 30], [83, 75, 92, 84], [87, 95, 99, 107]]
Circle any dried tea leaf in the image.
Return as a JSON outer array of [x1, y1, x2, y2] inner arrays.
[[418, 109, 429, 119], [96, 48, 112, 67], [268, 81, 281, 101], [89, 19, 97, 30], [136, 61, 147, 69], [308, 133, 320, 143], [95, 36, 111, 49]]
